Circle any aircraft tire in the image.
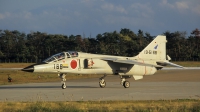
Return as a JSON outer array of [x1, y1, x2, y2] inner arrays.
[[99, 81, 106, 88], [123, 81, 130, 88], [62, 84, 66, 89]]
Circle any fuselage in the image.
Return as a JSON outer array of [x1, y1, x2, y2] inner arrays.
[[31, 52, 157, 77]]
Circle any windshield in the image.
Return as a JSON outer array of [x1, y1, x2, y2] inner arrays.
[[43, 52, 66, 63]]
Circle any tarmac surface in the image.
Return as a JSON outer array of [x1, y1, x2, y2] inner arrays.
[[0, 69, 200, 101]]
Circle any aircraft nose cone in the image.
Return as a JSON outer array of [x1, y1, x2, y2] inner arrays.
[[21, 67, 34, 72], [21, 62, 47, 72], [21, 65, 35, 72]]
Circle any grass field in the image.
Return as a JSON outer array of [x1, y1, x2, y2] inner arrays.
[[0, 100, 200, 112], [0, 63, 33, 68], [172, 61, 200, 67]]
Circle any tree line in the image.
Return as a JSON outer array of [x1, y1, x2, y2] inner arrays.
[[0, 28, 200, 63]]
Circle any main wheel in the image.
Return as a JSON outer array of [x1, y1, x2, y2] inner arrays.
[[123, 81, 130, 88], [99, 80, 106, 88], [62, 84, 66, 89]]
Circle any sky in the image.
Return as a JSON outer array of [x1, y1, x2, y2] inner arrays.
[[0, 0, 200, 37]]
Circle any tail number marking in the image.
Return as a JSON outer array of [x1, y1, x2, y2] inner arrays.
[[144, 50, 157, 55], [54, 64, 63, 69]]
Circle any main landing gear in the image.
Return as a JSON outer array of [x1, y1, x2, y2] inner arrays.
[[99, 75, 107, 88], [120, 76, 131, 88], [99, 75, 131, 88], [59, 73, 67, 89]]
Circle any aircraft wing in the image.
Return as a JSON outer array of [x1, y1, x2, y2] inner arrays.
[[157, 61, 184, 68], [101, 58, 163, 68]]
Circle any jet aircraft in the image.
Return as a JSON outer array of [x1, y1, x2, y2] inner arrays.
[[22, 35, 183, 89]]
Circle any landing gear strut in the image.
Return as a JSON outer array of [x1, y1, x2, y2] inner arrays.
[[59, 73, 66, 89], [99, 75, 107, 88], [120, 76, 131, 88]]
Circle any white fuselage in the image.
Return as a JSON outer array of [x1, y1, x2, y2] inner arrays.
[[34, 52, 157, 77]]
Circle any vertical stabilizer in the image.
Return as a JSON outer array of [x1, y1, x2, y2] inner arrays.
[[137, 35, 167, 60]]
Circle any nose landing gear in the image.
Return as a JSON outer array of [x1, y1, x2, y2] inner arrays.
[[59, 73, 67, 89]]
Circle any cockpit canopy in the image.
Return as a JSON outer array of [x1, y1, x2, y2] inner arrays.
[[43, 51, 78, 63]]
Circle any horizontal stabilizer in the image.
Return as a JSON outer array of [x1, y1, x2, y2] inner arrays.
[[157, 61, 184, 68]]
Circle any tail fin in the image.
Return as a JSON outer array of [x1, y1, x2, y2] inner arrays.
[[137, 35, 167, 60]]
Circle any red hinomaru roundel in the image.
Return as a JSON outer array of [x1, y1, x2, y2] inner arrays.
[[70, 59, 77, 69]]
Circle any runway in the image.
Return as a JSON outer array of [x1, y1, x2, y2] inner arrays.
[[0, 69, 200, 101]]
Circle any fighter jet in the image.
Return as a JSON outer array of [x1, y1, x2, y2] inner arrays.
[[22, 35, 183, 89]]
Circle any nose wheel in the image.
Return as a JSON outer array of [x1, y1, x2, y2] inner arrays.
[[59, 73, 67, 89], [62, 83, 66, 89]]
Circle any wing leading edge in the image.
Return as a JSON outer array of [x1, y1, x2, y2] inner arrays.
[[101, 58, 163, 68], [101, 57, 184, 68]]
